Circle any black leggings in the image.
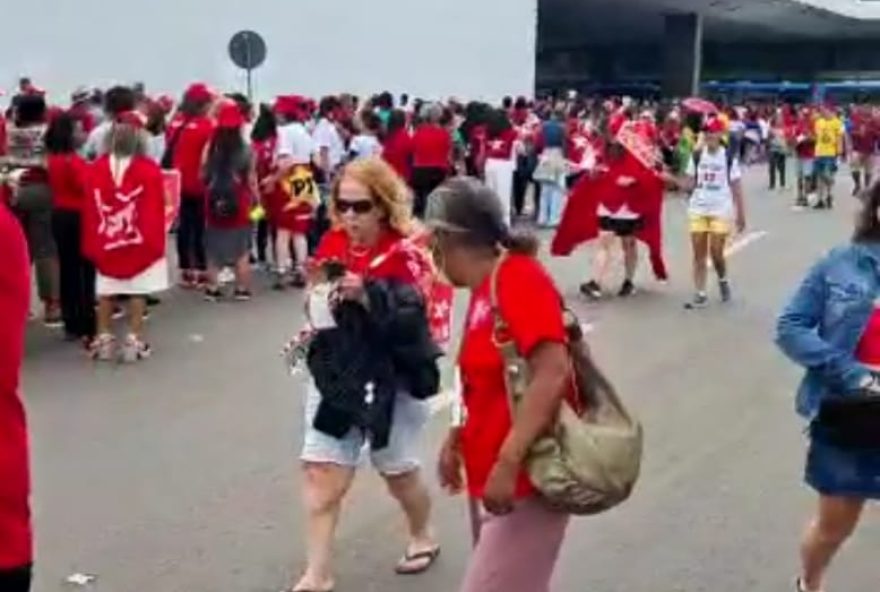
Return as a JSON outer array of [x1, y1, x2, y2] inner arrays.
[[51, 209, 95, 338], [176, 196, 206, 272], [411, 167, 448, 219], [0, 564, 32, 592], [769, 152, 787, 189]]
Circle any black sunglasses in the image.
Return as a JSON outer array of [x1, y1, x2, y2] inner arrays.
[[335, 198, 375, 215]]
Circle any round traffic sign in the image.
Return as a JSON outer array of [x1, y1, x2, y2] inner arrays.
[[228, 30, 267, 70]]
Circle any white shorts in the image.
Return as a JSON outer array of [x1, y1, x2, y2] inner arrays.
[[96, 258, 170, 297]]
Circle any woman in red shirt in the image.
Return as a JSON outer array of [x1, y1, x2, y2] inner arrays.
[[168, 83, 216, 288], [289, 157, 441, 592], [201, 102, 258, 301], [46, 112, 95, 342], [0, 202, 32, 592], [483, 109, 518, 228], [426, 178, 572, 592], [382, 109, 413, 184], [410, 103, 451, 218]]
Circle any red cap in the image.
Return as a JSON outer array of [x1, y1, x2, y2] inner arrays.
[[274, 95, 307, 119], [216, 101, 246, 129], [184, 82, 214, 104], [704, 118, 725, 134], [156, 94, 175, 113], [115, 110, 145, 128]]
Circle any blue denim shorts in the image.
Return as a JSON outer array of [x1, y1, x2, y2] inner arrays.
[[301, 382, 430, 475]]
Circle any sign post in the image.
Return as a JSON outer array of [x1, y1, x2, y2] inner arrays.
[[227, 30, 267, 101]]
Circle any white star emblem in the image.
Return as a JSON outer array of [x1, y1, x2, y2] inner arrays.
[[488, 139, 505, 151], [469, 299, 492, 329], [573, 136, 589, 149]]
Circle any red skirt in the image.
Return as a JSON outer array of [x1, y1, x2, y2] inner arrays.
[[266, 189, 313, 234]]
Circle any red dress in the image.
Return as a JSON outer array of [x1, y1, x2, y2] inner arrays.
[[0, 205, 31, 569]]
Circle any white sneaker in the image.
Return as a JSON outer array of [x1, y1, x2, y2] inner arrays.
[[90, 334, 116, 362], [120, 335, 152, 363]]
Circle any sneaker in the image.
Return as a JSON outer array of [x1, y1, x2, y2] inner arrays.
[[272, 272, 287, 291], [618, 279, 636, 298], [290, 269, 307, 289], [233, 288, 252, 302], [90, 333, 116, 361], [43, 312, 63, 329], [579, 280, 603, 300], [204, 287, 223, 302], [178, 270, 195, 289], [719, 279, 732, 303], [120, 335, 151, 363], [684, 293, 709, 310]]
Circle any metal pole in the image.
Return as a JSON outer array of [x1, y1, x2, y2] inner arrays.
[[247, 68, 253, 102]]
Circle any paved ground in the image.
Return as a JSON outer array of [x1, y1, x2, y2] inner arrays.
[[21, 168, 879, 592]]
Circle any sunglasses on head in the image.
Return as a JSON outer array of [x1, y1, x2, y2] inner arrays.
[[335, 198, 375, 214]]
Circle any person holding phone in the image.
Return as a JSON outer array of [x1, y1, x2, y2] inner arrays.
[[287, 157, 441, 592]]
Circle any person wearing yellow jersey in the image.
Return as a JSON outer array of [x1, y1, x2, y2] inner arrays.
[[813, 104, 844, 209]]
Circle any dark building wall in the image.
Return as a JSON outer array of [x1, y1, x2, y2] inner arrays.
[[536, 40, 880, 93]]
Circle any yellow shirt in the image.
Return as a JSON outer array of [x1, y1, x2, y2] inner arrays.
[[814, 116, 843, 158]]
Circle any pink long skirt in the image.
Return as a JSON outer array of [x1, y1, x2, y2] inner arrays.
[[458, 496, 569, 592]]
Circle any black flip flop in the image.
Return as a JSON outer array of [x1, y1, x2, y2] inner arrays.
[[394, 546, 441, 575]]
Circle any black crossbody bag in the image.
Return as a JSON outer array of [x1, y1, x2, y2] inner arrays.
[[813, 390, 880, 449]]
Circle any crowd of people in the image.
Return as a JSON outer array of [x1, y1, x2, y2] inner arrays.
[[1, 75, 879, 592]]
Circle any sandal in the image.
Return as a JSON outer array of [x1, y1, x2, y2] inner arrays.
[[394, 546, 441, 575]]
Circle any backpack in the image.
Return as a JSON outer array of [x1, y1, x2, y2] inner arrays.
[[490, 256, 643, 515], [160, 118, 190, 170], [205, 153, 242, 221]]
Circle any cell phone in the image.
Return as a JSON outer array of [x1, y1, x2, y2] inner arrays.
[[321, 260, 346, 281]]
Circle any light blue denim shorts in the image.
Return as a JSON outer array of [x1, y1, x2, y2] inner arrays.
[[301, 382, 431, 475]]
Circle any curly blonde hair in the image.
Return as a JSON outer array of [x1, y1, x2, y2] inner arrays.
[[329, 157, 415, 236]]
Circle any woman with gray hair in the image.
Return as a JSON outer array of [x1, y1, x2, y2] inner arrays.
[[82, 112, 167, 363], [427, 177, 573, 592], [410, 103, 452, 218]]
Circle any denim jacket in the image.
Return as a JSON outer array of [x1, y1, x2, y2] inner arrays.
[[775, 243, 880, 419]]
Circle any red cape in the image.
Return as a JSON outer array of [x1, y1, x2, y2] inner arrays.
[[83, 156, 166, 279], [551, 152, 668, 280]]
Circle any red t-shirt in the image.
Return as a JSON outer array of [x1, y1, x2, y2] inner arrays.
[[313, 227, 420, 284], [795, 118, 816, 159], [484, 128, 517, 160], [47, 153, 91, 211], [850, 115, 877, 155], [856, 307, 880, 367], [412, 124, 451, 170], [383, 129, 414, 182], [458, 254, 569, 499], [0, 204, 32, 569], [167, 115, 215, 197]]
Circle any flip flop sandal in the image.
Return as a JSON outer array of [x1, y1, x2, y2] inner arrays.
[[394, 546, 441, 575]]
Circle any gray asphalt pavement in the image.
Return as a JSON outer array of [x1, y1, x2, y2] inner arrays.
[[21, 167, 879, 592]]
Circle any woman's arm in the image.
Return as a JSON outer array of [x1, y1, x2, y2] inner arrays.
[[775, 255, 870, 392]]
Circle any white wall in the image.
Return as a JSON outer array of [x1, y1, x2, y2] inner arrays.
[[0, 0, 537, 105]]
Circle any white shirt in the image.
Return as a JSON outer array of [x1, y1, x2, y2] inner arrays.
[[349, 134, 383, 160], [276, 122, 314, 165], [685, 148, 742, 218], [311, 118, 345, 169], [83, 121, 113, 159]]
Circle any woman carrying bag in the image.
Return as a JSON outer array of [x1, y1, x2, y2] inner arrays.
[[426, 177, 641, 592], [776, 181, 880, 592]]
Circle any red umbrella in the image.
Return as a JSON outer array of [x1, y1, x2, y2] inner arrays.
[[682, 97, 718, 115]]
